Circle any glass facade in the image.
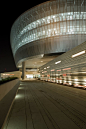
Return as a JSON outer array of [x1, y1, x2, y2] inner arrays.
[[10, 0, 86, 58]]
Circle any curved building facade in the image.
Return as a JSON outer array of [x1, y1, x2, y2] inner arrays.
[[10, 0, 86, 68]]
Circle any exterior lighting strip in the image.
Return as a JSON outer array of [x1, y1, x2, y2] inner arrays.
[[63, 68, 71, 71], [72, 50, 85, 58], [55, 61, 61, 64], [3, 74, 14, 75], [57, 69, 61, 71], [51, 69, 55, 71]]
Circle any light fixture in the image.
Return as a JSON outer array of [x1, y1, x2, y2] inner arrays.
[[74, 79, 78, 81], [72, 50, 85, 58], [47, 66, 50, 68], [63, 68, 71, 71], [57, 69, 61, 71], [44, 68, 46, 69], [41, 61, 43, 62], [51, 69, 55, 71], [18, 65, 22, 68], [53, 15, 55, 18], [55, 61, 61, 64]]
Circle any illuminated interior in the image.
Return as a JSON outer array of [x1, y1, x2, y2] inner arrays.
[[26, 74, 33, 78]]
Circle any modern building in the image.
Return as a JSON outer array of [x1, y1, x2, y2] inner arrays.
[[10, 0, 86, 79], [39, 41, 86, 88]]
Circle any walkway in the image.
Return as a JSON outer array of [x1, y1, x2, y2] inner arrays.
[[3, 80, 86, 129]]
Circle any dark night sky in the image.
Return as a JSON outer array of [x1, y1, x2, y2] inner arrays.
[[0, 0, 46, 73]]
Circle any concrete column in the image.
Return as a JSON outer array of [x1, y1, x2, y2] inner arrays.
[[22, 62, 26, 80]]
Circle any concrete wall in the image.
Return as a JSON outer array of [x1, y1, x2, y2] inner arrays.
[[0, 79, 19, 101]]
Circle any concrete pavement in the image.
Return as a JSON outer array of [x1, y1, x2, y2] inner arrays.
[[3, 80, 86, 129]]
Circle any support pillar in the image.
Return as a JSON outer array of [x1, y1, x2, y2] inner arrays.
[[22, 62, 25, 80]]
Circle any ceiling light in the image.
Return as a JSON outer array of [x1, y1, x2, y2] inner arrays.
[[18, 65, 22, 68], [47, 66, 50, 68], [72, 50, 85, 58], [55, 61, 61, 64]]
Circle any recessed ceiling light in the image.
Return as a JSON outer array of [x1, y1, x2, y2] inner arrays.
[[41, 61, 43, 62], [72, 50, 85, 58], [55, 61, 61, 64]]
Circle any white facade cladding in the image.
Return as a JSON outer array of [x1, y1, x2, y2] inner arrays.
[[39, 41, 86, 88], [10, 0, 86, 66]]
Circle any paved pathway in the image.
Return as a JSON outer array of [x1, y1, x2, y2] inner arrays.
[[3, 80, 86, 129]]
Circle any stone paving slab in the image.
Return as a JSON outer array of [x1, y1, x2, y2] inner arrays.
[[3, 80, 86, 129]]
